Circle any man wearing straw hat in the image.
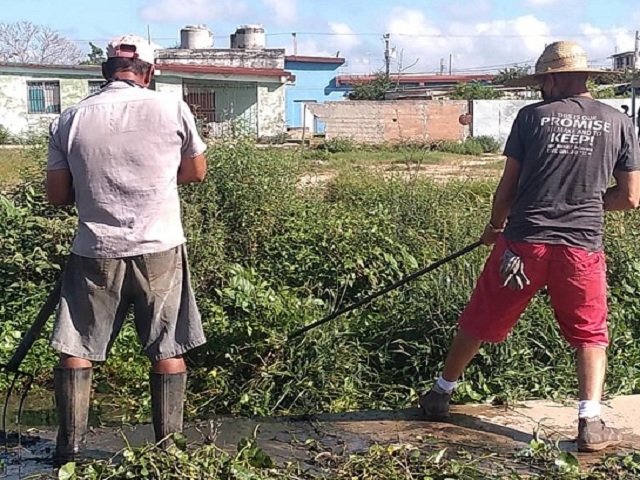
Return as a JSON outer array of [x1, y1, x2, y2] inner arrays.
[[419, 41, 640, 452]]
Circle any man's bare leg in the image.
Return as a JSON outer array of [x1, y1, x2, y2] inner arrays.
[[441, 329, 483, 382], [420, 329, 482, 420], [575, 347, 622, 452]]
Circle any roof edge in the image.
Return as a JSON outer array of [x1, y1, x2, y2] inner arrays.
[[285, 55, 346, 65]]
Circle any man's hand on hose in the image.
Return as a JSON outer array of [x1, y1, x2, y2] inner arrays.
[[480, 221, 503, 246]]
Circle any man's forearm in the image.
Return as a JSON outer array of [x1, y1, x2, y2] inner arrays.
[[489, 186, 516, 228]]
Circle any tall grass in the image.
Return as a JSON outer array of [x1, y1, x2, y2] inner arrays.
[[1, 136, 639, 422]]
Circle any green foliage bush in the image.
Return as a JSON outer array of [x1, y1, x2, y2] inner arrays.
[[2, 135, 640, 425], [0, 125, 15, 144], [317, 137, 358, 153], [433, 139, 484, 156], [472, 135, 502, 154]]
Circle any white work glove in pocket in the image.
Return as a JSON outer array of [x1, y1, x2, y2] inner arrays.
[[499, 248, 531, 290]]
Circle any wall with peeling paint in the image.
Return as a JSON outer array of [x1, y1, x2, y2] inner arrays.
[[0, 74, 98, 138], [257, 83, 285, 138], [154, 77, 183, 101], [0, 71, 287, 141]]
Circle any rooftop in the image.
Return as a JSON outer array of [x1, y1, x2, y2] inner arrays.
[[285, 55, 346, 65], [156, 63, 295, 81], [336, 74, 495, 87], [611, 51, 635, 58], [0, 62, 100, 72], [0, 62, 295, 82]]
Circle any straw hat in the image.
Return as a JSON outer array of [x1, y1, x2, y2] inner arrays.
[[506, 41, 604, 87]]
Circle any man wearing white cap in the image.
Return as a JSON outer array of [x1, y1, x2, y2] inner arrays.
[[46, 34, 207, 464], [419, 41, 640, 452]]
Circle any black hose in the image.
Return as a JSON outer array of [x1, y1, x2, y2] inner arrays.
[[288, 241, 483, 340]]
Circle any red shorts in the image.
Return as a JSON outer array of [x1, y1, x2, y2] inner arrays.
[[459, 236, 608, 348]]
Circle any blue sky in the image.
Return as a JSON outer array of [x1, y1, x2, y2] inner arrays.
[[3, 0, 639, 73]]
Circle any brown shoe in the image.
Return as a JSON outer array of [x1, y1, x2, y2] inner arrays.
[[577, 417, 623, 452], [419, 388, 451, 421]]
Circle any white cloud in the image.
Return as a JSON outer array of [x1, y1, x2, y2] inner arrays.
[[327, 22, 361, 52], [262, 0, 297, 25], [290, 22, 361, 59], [140, 0, 249, 22], [291, 9, 636, 76], [382, 8, 551, 74], [578, 24, 636, 67], [523, 0, 560, 6]]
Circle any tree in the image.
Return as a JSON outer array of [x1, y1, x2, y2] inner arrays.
[[81, 42, 106, 65], [0, 21, 83, 65], [449, 82, 503, 100], [492, 65, 531, 85], [348, 72, 391, 100]]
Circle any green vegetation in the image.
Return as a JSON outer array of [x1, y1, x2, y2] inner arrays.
[[347, 72, 392, 101], [39, 433, 640, 479], [2, 134, 640, 477], [450, 81, 503, 100], [2, 135, 639, 421]]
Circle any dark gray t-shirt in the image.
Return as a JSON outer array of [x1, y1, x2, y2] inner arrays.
[[503, 96, 640, 251]]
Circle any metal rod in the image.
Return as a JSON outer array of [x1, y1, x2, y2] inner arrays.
[[288, 241, 483, 339], [5, 279, 62, 373], [2, 374, 19, 437]]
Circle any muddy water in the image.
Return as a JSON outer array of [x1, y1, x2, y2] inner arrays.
[[1, 395, 638, 479]]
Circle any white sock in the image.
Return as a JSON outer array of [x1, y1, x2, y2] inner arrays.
[[578, 400, 601, 419], [435, 375, 458, 394]]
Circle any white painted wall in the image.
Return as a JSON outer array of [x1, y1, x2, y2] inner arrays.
[[472, 99, 636, 147], [154, 77, 183, 101], [257, 83, 286, 138]]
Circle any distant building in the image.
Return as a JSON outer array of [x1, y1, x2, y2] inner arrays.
[[336, 73, 495, 90], [284, 55, 346, 135], [611, 51, 636, 71], [155, 24, 294, 138], [0, 24, 295, 140]]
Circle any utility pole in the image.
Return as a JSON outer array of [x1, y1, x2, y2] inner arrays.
[[632, 30, 639, 130], [449, 53, 452, 75], [147, 25, 152, 43], [440, 57, 444, 75], [383, 33, 391, 78], [292, 32, 298, 56]]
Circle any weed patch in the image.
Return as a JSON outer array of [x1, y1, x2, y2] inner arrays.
[[1, 136, 639, 425]]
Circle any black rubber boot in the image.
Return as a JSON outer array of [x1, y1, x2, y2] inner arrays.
[[54, 367, 92, 466], [150, 372, 187, 447]]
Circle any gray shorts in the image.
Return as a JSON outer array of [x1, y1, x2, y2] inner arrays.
[[50, 244, 206, 362]]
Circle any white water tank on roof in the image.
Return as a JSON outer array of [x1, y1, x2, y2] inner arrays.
[[230, 24, 266, 50], [180, 25, 213, 49]]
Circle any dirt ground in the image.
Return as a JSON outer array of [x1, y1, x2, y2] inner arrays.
[[298, 155, 505, 188]]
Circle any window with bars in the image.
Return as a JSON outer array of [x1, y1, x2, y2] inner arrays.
[[183, 83, 216, 123], [27, 81, 61, 114], [88, 80, 104, 95]]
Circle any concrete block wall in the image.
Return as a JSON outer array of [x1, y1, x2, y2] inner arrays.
[[307, 100, 469, 144]]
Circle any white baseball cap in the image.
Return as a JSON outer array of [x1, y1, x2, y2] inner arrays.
[[106, 35, 156, 65]]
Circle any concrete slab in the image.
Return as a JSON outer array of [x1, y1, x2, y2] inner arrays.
[[2, 395, 639, 479]]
